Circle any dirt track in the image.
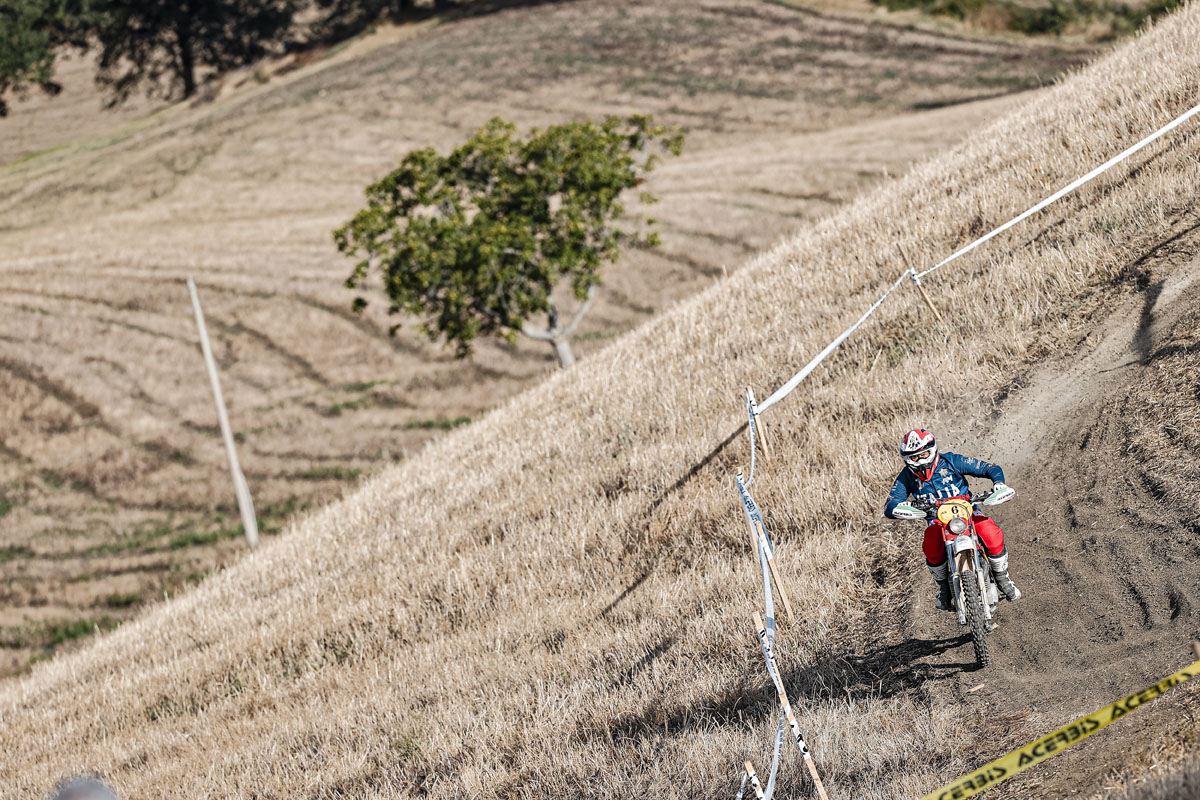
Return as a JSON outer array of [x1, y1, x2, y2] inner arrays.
[[894, 243, 1200, 795]]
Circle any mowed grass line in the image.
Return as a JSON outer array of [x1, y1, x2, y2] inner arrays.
[[2, 7, 1200, 800]]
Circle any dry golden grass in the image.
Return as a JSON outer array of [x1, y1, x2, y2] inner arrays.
[[1114, 748, 1200, 800], [0, 0, 1090, 675], [1, 2, 1197, 797], [1097, 678, 1200, 799]]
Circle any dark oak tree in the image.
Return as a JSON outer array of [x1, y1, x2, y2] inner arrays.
[[335, 115, 684, 368], [88, 0, 299, 103], [0, 0, 87, 116]]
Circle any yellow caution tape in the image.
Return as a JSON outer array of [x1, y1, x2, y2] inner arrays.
[[920, 657, 1200, 800]]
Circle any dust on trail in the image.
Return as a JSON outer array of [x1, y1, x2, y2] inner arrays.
[[892, 249, 1200, 797]]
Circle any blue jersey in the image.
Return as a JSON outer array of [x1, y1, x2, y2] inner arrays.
[[884, 451, 1005, 520]]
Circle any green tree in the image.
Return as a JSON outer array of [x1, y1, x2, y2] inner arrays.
[[87, 0, 299, 103], [0, 0, 88, 116], [335, 116, 684, 368]]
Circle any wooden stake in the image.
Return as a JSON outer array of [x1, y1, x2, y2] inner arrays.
[[746, 386, 772, 462], [755, 520, 794, 621], [753, 612, 772, 660], [909, 270, 945, 324], [743, 760, 767, 799], [781, 695, 831, 800], [806, 757, 831, 800], [755, 412, 772, 462], [752, 615, 832, 800], [1192, 640, 1200, 661]]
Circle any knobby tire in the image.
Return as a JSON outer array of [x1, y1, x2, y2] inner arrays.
[[961, 570, 991, 668]]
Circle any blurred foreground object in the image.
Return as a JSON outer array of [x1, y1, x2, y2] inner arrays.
[[48, 775, 118, 800]]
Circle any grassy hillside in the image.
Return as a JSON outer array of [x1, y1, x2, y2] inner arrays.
[[1, 3, 1197, 798], [0, 0, 1091, 676]]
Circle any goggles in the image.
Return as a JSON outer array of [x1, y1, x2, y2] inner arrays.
[[904, 448, 935, 466]]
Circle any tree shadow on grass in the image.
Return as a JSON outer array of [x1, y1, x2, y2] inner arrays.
[[307, 0, 581, 47]]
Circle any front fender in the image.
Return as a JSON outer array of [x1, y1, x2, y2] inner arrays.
[[952, 534, 976, 555]]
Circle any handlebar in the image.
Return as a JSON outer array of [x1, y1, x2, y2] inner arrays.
[[913, 492, 990, 512], [894, 488, 1010, 522]]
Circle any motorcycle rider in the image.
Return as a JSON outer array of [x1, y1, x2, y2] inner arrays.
[[884, 428, 1021, 611]]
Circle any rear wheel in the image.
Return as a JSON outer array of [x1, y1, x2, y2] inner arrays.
[[961, 570, 991, 668]]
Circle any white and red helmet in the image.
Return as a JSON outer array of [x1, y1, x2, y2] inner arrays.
[[900, 428, 939, 482]]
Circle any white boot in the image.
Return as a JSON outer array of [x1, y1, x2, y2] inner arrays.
[[927, 561, 954, 612], [988, 552, 1022, 602]]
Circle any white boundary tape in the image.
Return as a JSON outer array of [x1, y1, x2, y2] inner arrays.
[[730, 97, 1200, 800], [745, 390, 759, 487], [736, 715, 787, 800], [916, 100, 1200, 280], [734, 472, 784, 797], [736, 474, 774, 560], [764, 712, 785, 798], [752, 100, 1200, 417], [757, 269, 909, 413], [733, 473, 801, 800]]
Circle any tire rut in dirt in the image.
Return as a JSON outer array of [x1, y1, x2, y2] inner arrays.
[[970, 264, 1200, 797], [878, 256, 1200, 798]]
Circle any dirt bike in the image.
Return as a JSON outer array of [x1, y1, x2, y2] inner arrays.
[[894, 486, 1015, 668]]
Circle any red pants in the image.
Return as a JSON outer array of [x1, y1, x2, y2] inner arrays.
[[924, 515, 1005, 565]]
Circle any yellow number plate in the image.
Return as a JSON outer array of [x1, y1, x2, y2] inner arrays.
[[937, 498, 973, 524]]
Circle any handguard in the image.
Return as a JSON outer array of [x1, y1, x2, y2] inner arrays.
[[982, 483, 1016, 506], [891, 503, 926, 520]]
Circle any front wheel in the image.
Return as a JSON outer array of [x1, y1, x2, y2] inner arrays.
[[961, 570, 991, 668]]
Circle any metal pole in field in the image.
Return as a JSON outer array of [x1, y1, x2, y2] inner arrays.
[[187, 276, 258, 548]]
